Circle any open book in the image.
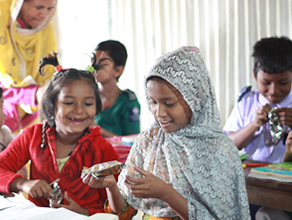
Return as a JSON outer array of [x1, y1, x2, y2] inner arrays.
[[239, 149, 249, 160], [0, 193, 118, 220], [249, 161, 292, 182]]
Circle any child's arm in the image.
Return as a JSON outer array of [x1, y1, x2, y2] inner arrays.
[[90, 122, 120, 137], [227, 122, 261, 150], [10, 177, 52, 198], [283, 131, 292, 162], [227, 103, 271, 149], [99, 127, 120, 138], [50, 191, 90, 215], [82, 174, 126, 214]]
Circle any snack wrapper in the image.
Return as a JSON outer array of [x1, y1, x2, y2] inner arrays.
[[81, 160, 125, 178], [268, 107, 283, 143], [49, 179, 63, 204]]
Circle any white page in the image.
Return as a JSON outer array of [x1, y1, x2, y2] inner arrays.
[[0, 195, 15, 211], [0, 193, 118, 220], [0, 206, 87, 220], [0, 193, 85, 220], [87, 213, 118, 220]]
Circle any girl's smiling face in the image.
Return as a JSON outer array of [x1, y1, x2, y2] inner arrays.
[[54, 79, 96, 136], [146, 79, 192, 133]]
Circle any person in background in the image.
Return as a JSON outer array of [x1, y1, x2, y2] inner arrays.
[[0, 87, 27, 180], [0, 52, 120, 215], [255, 131, 292, 220], [83, 46, 250, 219], [0, 0, 58, 133], [0, 88, 13, 153], [90, 40, 140, 137], [223, 36, 292, 164], [282, 131, 292, 162]]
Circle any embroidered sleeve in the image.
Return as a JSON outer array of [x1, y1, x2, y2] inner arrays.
[[104, 199, 138, 220]]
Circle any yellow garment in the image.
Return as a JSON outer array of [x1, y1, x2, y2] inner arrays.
[[12, 112, 40, 134], [56, 157, 70, 172], [0, 0, 57, 129], [104, 201, 180, 220], [0, 0, 57, 88]]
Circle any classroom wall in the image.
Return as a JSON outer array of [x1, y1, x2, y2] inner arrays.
[[55, 0, 292, 131]]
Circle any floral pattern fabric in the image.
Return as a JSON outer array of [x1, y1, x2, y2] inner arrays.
[[117, 46, 250, 219]]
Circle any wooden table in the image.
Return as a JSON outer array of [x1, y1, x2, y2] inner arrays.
[[244, 160, 292, 212]]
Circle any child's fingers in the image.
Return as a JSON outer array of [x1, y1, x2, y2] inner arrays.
[[29, 180, 52, 198], [275, 107, 292, 113], [124, 166, 153, 185], [133, 166, 151, 176], [82, 173, 91, 184], [125, 175, 141, 185], [285, 132, 292, 153]]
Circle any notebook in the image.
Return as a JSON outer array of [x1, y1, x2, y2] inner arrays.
[[249, 161, 292, 182]]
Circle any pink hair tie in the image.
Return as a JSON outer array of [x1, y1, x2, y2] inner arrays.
[[55, 65, 63, 72]]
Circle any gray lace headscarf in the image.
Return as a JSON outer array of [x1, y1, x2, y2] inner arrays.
[[117, 47, 250, 219]]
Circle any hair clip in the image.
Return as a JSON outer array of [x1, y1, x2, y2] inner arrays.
[[86, 52, 101, 73], [55, 65, 63, 72], [86, 66, 95, 73]]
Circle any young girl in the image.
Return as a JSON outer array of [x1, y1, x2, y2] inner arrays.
[[83, 46, 251, 219], [0, 52, 120, 215], [90, 40, 141, 137]]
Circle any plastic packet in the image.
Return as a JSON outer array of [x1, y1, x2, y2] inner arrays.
[[49, 179, 63, 204], [81, 160, 125, 178], [268, 107, 283, 143]]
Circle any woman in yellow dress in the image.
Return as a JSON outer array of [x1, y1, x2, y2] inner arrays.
[[0, 0, 57, 133]]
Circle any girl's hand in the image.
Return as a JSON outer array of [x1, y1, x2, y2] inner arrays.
[[253, 104, 271, 128], [21, 179, 52, 199], [275, 107, 292, 129], [124, 166, 169, 200], [82, 173, 116, 189], [285, 131, 292, 154], [50, 191, 89, 215]]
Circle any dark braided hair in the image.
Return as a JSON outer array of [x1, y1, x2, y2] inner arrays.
[[39, 51, 60, 76], [38, 51, 102, 148]]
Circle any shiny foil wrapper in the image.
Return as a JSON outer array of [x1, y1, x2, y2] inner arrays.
[[81, 160, 125, 178], [49, 179, 63, 204], [268, 107, 283, 143]]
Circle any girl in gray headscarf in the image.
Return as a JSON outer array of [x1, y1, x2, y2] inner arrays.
[[83, 46, 250, 220]]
